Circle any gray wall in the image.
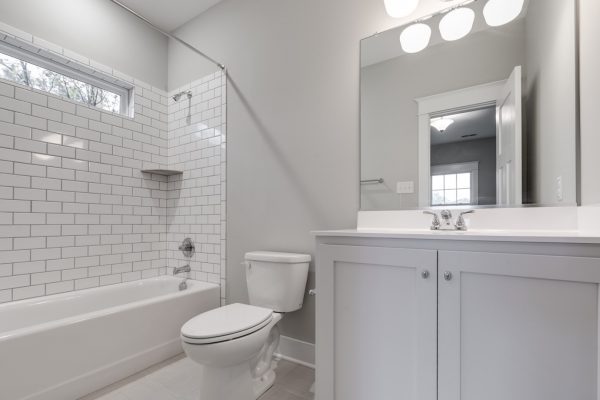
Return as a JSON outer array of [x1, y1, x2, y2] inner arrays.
[[360, 22, 525, 210], [168, 0, 409, 344], [0, 0, 168, 90], [580, 0, 600, 205], [431, 138, 497, 205], [525, 0, 577, 205]]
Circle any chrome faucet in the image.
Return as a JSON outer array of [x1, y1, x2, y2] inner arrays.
[[173, 265, 191, 291], [423, 210, 475, 231]]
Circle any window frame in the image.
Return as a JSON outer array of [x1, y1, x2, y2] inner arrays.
[[431, 161, 479, 206], [0, 40, 133, 116]]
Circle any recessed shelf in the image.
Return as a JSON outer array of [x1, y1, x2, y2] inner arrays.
[[141, 169, 183, 176]]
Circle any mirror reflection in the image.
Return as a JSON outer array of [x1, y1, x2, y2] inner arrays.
[[360, 0, 578, 211]]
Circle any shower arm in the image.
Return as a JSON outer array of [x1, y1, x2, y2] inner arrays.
[[108, 0, 226, 71]]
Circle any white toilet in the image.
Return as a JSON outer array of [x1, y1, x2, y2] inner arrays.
[[181, 251, 311, 400]]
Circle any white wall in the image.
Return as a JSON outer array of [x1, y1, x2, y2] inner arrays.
[[360, 22, 525, 210], [167, 0, 418, 344], [525, 0, 577, 205], [167, 72, 227, 304], [0, 25, 228, 303], [0, 0, 168, 90], [580, 0, 600, 205], [0, 31, 170, 301]]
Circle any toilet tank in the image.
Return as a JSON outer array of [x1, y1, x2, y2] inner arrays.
[[244, 251, 311, 313]]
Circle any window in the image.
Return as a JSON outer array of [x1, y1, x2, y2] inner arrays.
[[0, 41, 131, 115], [431, 162, 479, 206]]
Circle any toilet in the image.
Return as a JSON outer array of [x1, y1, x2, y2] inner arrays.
[[181, 251, 311, 400]]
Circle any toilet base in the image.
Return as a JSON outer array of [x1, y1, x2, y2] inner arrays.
[[200, 362, 255, 400], [198, 363, 276, 400], [253, 369, 276, 398]]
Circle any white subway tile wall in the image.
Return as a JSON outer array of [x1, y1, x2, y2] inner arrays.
[[0, 25, 227, 303], [167, 72, 227, 304]]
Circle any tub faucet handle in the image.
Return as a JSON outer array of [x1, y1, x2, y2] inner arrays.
[[178, 238, 195, 258]]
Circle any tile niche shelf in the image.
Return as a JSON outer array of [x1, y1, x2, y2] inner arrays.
[[140, 169, 184, 176]]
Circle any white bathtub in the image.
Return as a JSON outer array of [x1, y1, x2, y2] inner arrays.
[[0, 276, 220, 400]]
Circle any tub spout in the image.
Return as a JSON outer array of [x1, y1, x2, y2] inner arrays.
[[173, 265, 191, 291], [173, 265, 191, 275]]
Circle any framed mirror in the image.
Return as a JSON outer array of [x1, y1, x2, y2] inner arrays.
[[360, 0, 579, 211]]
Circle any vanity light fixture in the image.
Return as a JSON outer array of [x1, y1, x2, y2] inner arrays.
[[384, 0, 419, 18], [431, 117, 455, 132], [483, 0, 525, 27], [439, 7, 475, 41], [400, 23, 432, 54]]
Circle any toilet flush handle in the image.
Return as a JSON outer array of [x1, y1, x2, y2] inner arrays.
[[308, 289, 317, 296]]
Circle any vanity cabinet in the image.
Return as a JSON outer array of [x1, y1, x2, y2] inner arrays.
[[316, 245, 438, 400], [315, 237, 600, 400]]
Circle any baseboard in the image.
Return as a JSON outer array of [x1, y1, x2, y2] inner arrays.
[[275, 335, 315, 369]]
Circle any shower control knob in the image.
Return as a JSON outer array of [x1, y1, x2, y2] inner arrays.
[[178, 238, 195, 258]]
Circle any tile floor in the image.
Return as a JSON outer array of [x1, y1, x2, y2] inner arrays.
[[81, 354, 314, 400]]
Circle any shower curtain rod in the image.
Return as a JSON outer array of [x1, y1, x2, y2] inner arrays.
[[109, 0, 226, 71]]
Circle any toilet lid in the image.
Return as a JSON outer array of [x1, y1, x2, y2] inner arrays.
[[181, 303, 273, 343]]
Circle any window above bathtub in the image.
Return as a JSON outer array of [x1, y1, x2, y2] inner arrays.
[[0, 39, 134, 116]]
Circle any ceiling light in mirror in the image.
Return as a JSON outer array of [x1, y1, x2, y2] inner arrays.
[[483, 0, 525, 27], [384, 0, 419, 18], [431, 117, 455, 132], [439, 7, 475, 41], [400, 23, 432, 54]]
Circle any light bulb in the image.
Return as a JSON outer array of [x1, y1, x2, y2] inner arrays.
[[483, 0, 525, 27], [439, 7, 475, 41], [400, 23, 432, 54], [384, 0, 420, 18]]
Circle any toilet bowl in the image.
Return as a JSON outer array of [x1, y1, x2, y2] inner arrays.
[[181, 251, 311, 400], [182, 303, 283, 400]]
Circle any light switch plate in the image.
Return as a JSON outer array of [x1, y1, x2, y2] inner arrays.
[[396, 181, 414, 194]]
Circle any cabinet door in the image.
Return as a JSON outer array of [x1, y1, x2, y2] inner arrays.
[[438, 251, 600, 400], [316, 245, 437, 400]]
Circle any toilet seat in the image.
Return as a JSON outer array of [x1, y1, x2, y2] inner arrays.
[[181, 303, 273, 345]]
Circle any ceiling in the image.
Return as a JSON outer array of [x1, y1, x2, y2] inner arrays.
[[430, 107, 497, 146], [116, 0, 224, 31]]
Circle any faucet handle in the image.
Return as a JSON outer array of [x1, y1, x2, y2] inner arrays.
[[455, 210, 475, 230], [423, 211, 440, 230]]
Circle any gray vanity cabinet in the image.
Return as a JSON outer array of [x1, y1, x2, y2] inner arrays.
[[315, 244, 437, 400], [315, 238, 600, 400], [438, 251, 600, 400]]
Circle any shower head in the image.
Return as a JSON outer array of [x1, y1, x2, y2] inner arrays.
[[172, 90, 192, 102]]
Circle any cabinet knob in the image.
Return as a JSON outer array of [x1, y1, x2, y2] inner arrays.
[[421, 270, 430, 279], [444, 271, 453, 281]]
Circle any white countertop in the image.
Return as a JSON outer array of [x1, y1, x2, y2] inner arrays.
[[313, 229, 600, 244]]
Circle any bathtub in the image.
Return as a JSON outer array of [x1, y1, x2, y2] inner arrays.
[[0, 276, 220, 400]]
